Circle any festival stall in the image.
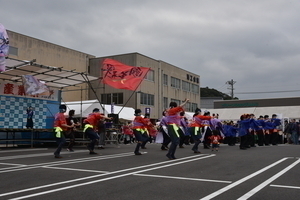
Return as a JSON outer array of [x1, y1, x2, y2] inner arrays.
[[0, 57, 99, 146], [65, 99, 135, 121]]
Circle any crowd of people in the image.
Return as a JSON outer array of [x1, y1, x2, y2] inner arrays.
[[52, 103, 300, 159]]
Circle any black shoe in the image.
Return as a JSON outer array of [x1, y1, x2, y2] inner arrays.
[[179, 146, 184, 148], [141, 147, 147, 149], [89, 151, 97, 155], [161, 145, 169, 150], [54, 155, 62, 158], [135, 152, 142, 155], [194, 151, 201, 154], [166, 154, 174, 160], [98, 146, 105, 149], [240, 147, 247, 150], [87, 147, 93, 152]]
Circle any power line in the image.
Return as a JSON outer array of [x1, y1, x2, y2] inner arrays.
[[236, 89, 300, 94]]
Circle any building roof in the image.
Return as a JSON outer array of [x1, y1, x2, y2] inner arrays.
[[0, 57, 99, 89]]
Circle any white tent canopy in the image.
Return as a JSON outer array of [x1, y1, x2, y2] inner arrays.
[[65, 100, 135, 121]]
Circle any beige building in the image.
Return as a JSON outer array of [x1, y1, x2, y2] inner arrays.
[[89, 53, 200, 119], [7, 30, 95, 102], [6, 31, 200, 119]]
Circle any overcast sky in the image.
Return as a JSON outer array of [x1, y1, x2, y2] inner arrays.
[[1, 0, 300, 100]]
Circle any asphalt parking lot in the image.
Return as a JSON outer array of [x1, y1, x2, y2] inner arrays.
[[0, 142, 299, 200]]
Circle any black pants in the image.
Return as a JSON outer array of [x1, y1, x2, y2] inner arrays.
[[202, 127, 212, 148], [178, 128, 186, 147], [54, 137, 66, 156], [67, 130, 75, 149], [162, 129, 171, 148], [26, 118, 33, 128], [166, 125, 180, 158], [249, 131, 256, 147], [227, 136, 236, 146], [270, 130, 278, 145], [240, 135, 248, 149], [264, 133, 271, 145], [256, 129, 264, 146], [85, 128, 100, 151]]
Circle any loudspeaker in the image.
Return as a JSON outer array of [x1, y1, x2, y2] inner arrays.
[[108, 114, 119, 124]]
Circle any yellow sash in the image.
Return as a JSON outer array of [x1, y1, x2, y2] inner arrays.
[[83, 124, 94, 132], [54, 127, 63, 138]]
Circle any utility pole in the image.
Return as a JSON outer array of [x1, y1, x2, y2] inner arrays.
[[226, 79, 236, 99]]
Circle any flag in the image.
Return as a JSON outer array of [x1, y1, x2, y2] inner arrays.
[[22, 75, 50, 96], [102, 58, 150, 91], [0, 23, 9, 72]]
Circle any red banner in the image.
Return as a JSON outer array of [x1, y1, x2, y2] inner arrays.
[[102, 58, 150, 91]]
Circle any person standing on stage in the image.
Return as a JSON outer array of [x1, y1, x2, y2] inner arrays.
[[132, 109, 150, 155], [53, 105, 74, 158], [165, 99, 189, 159], [83, 108, 112, 154], [26, 106, 34, 129]]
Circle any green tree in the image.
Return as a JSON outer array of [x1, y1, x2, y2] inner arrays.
[[200, 87, 238, 100]]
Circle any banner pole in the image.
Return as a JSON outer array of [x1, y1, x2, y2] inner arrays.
[[118, 68, 150, 115]]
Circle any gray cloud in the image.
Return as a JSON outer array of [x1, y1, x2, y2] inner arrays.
[[2, 0, 300, 99]]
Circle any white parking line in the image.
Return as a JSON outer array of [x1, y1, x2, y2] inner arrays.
[[0, 150, 88, 161], [2, 154, 215, 199], [0, 152, 137, 173], [0, 148, 48, 154], [134, 173, 232, 183], [0, 162, 26, 167], [270, 184, 300, 190], [237, 158, 300, 199], [200, 157, 290, 200], [42, 166, 110, 174]]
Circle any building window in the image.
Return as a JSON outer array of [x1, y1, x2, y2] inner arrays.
[[171, 77, 181, 89], [163, 74, 168, 86], [145, 69, 154, 81], [170, 98, 181, 106], [9, 46, 18, 56], [182, 81, 191, 91], [191, 103, 198, 112], [101, 93, 123, 104], [163, 97, 168, 109], [191, 84, 199, 94], [185, 102, 192, 112], [140, 93, 154, 106]]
